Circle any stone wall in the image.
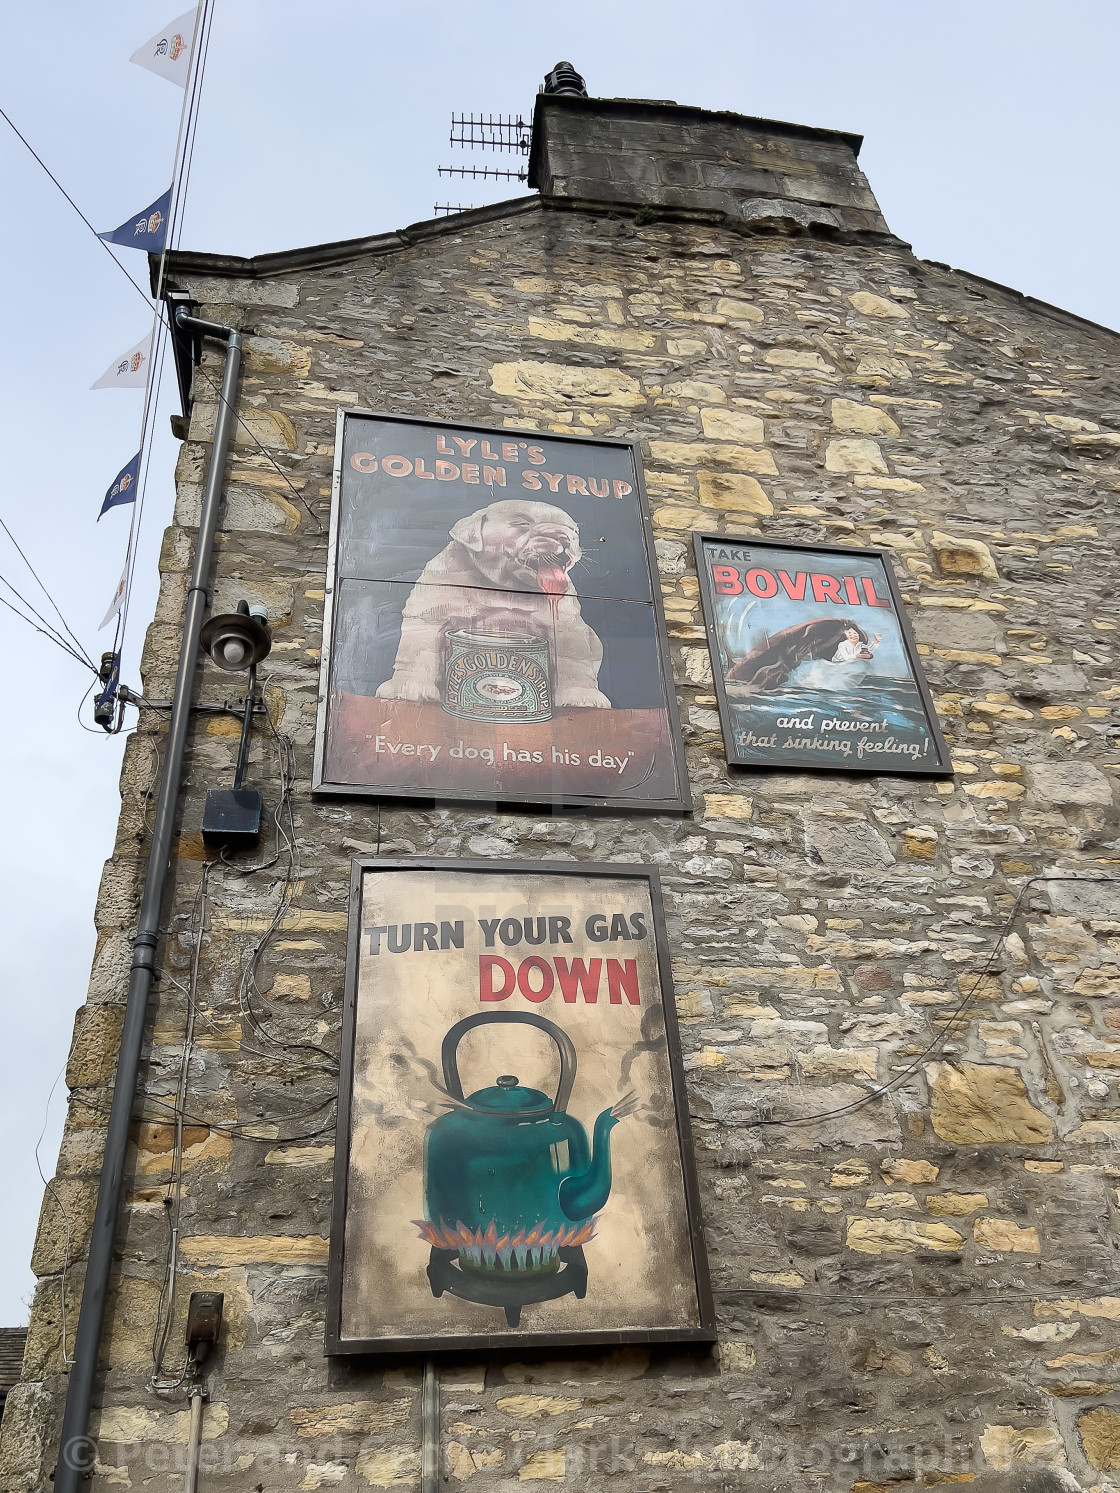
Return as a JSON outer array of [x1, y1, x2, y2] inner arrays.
[[7, 162, 1120, 1493]]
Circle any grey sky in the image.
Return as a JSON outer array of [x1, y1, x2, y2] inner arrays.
[[1, 0, 1116, 1325]]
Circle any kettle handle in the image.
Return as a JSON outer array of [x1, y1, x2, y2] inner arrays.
[[442, 1012, 577, 1113]]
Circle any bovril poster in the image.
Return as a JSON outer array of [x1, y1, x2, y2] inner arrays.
[[327, 861, 713, 1354], [314, 411, 688, 810], [694, 533, 952, 777]]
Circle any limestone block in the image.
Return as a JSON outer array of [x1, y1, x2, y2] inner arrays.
[[703, 793, 752, 820], [497, 1394, 581, 1417], [980, 1424, 1065, 1471], [518, 1449, 566, 1481], [926, 1062, 1053, 1145], [527, 317, 656, 350], [1027, 761, 1113, 806], [663, 379, 727, 405], [974, 1218, 1040, 1252], [290, 1401, 411, 1437], [489, 361, 645, 408], [763, 1083, 901, 1147], [355, 1447, 419, 1486], [1049, 880, 1120, 919], [650, 441, 777, 474], [701, 407, 765, 443], [177, 480, 302, 534], [845, 1217, 963, 1254], [95, 1402, 229, 1443], [912, 606, 1005, 655], [1064, 1120, 1120, 1145], [244, 336, 312, 376], [192, 403, 298, 452], [697, 470, 773, 515], [0, 1382, 59, 1493], [212, 578, 294, 628], [1079, 1405, 1120, 1469], [862, 1340, 913, 1374], [764, 348, 831, 372], [136, 1121, 232, 1176], [178, 1233, 330, 1265], [855, 352, 911, 380], [715, 298, 764, 322], [804, 816, 894, 869], [447, 1444, 504, 1478], [849, 291, 910, 318], [667, 337, 708, 356], [901, 826, 938, 860], [31, 1177, 97, 1276], [93, 857, 145, 930], [881, 1159, 939, 1185], [865, 1191, 918, 1210], [925, 1192, 988, 1216], [682, 647, 713, 685], [66, 1004, 124, 1089], [824, 438, 888, 474], [653, 503, 707, 531], [798, 1045, 877, 1078], [930, 531, 998, 580], [186, 274, 299, 307], [831, 398, 900, 435]]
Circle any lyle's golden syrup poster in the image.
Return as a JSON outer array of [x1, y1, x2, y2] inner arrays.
[[328, 861, 713, 1354], [314, 412, 688, 809], [695, 534, 952, 777]]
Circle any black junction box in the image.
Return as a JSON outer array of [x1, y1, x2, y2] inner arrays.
[[201, 788, 263, 848]]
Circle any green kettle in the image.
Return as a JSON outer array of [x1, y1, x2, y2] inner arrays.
[[416, 1011, 623, 1278]]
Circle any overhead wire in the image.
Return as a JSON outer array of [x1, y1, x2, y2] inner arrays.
[[0, 588, 97, 675], [733, 871, 1120, 1135], [0, 5, 223, 708], [0, 106, 153, 305], [0, 515, 96, 669]]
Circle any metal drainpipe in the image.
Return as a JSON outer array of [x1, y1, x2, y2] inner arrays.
[[55, 310, 242, 1491], [421, 1358, 440, 1493]]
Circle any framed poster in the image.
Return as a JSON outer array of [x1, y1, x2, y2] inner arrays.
[[694, 532, 953, 776], [313, 411, 689, 811], [327, 858, 714, 1355]]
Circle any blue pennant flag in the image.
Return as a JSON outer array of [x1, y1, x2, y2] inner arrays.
[[98, 188, 171, 252], [99, 453, 140, 519]]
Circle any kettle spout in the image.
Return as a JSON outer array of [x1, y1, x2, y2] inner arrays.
[[558, 1109, 619, 1222]]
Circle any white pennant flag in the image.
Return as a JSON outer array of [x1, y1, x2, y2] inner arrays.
[[130, 8, 199, 87], [91, 333, 153, 391], [99, 564, 128, 631]]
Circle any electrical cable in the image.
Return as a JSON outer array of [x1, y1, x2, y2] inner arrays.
[[0, 106, 153, 305], [3, 79, 328, 549], [0, 515, 96, 668], [150, 862, 210, 1391], [189, 361, 327, 533], [731, 872, 1120, 1134], [0, 588, 98, 674]]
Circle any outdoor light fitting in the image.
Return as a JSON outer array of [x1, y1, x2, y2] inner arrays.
[[199, 600, 271, 672]]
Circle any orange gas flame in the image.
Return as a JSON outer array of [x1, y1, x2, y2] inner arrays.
[[413, 1217, 597, 1257]]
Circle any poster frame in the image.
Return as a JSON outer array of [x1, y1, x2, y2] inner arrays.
[[325, 856, 716, 1358], [692, 530, 955, 778], [312, 407, 691, 812]]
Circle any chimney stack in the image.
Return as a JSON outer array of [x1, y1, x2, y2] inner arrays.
[[528, 85, 891, 240]]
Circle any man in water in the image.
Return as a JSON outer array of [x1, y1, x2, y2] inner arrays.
[[833, 625, 881, 664]]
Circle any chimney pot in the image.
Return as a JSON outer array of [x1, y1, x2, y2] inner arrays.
[[542, 61, 587, 97]]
